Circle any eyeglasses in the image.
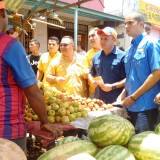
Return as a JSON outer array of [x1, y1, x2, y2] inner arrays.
[[60, 43, 72, 47]]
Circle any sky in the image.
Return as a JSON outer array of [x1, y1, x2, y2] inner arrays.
[[104, 0, 160, 16], [144, 0, 160, 6]]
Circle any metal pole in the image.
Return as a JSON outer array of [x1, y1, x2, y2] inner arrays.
[[74, 6, 78, 52]]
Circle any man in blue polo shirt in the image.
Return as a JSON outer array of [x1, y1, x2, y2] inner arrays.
[[120, 12, 160, 133], [88, 27, 126, 104]]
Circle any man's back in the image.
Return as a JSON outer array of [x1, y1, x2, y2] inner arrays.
[[0, 33, 36, 139]]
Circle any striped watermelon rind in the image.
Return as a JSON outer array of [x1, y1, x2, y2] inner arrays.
[[155, 123, 160, 135], [128, 131, 160, 160], [88, 115, 135, 147], [95, 145, 135, 160], [56, 136, 80, 146], [37, 140, 97, 160]]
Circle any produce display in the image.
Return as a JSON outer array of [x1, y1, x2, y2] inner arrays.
[[88, 114, 135, 147], [155, 123, 160, 134], [95, 145, 135, 160], [56, 136, 80, 146], [37, 140, 97, 160], [52, 153, 96, 160], [35, 116, 160, 160], [24, 82, 113, 123], [128, 131, 160, 160], [24, 82, 160, 160]]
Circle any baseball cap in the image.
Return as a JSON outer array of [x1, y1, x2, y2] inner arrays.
[[97, 27, 117, 39]]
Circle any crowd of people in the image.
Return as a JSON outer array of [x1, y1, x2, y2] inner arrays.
[[1, 0, 160, 154]]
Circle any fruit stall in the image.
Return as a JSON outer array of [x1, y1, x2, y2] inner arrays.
[[24, 83, 160, 160], [24, 82, 129, 159]]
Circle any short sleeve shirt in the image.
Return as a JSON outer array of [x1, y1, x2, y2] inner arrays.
[[38, 51, 60, 84], [47, 53, 88, 97], [0, 33, 37, 139], [124, 34, 160, 112], [89, 46, 126, 103]]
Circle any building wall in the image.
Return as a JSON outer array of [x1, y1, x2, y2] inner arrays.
[[115, 25, 131, 51], [61, 0, 104, 12], [150, 29, 160, 40], [34, 21, 48, 53]]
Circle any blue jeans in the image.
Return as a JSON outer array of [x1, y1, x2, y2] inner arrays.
[[128, 108, 158, 134], [11, 137, 27, 154]]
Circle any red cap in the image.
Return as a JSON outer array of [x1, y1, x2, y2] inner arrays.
[[97, 27, 117, 39]]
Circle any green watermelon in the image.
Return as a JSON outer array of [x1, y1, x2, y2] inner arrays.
[[53, 153, 96, 160], [128, 131, 160, 160], [37, 140, 97, 160], [95, 145, 135, 160], [155, 123, 160, 135], [88, 115, 135, 147], [56, 136, 80, 146]]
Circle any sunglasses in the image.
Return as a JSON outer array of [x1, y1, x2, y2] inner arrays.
[[60, 43, 72, 47]]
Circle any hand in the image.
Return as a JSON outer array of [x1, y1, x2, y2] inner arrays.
[[154, 93, 160, 104], [89, 79, 98, 89], [40, 123, 63, 140], [121, 96, 135, 107], [56, 76, 65, 83], [99, 84, 112, 92], [117, 89, 127, 101]]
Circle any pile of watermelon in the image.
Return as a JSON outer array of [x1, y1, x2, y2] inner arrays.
[[37, 114, 160, 160]]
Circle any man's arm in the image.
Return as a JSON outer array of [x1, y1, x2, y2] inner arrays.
[[37, 69, 43, 81], [23, 84, 62, 138], [154, 92, 160, 104], [46, 74, 65, 84], [100, 79, 126, 92], [122, 69, 160, 106], [88, 73, 98, 89]]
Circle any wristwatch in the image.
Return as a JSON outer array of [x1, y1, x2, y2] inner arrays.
[[112, 84, 116, 90]]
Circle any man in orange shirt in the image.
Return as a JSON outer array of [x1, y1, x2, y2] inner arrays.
[[37, 36, 60, 84], [46, 36, 88, 97], [85, 27, 101, 98]]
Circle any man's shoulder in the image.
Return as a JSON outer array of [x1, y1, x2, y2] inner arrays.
[[39, 52, 49, 58], [116, 47, 125, 56]]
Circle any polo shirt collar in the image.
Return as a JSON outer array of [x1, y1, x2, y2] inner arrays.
[[131, 34, 144, 46], [102, 45, 116, 55]]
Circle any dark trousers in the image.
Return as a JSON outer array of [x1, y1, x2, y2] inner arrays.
[[128, 108, 158, 134]]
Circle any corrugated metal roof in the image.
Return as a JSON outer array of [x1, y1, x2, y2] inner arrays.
[[4, 0, 26, 12], [4, 0, 124, 23]]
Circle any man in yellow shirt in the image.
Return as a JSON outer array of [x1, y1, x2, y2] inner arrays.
[[37, 36, 60, 84], [46, 36, 88, 97], [85, 27, 101, 98]]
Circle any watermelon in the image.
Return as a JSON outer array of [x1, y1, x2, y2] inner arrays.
[[37, 140, 97, 160], [155, 123, 160, 135], [95, 145, 135, 160], [56, 136, 80, 146], [128, 131, 160, 160], [88, 115, 135, 147], [53, 153, 96, 160], [0, 138, 27, 160]]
